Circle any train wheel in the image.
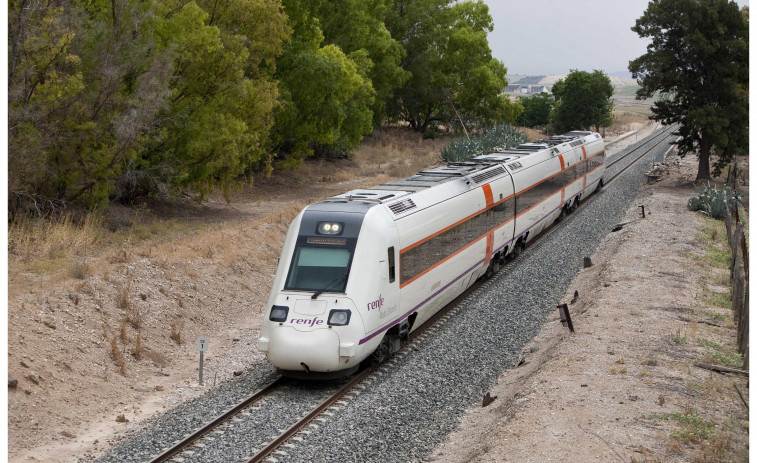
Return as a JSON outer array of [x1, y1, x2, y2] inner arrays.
[[598, 178, 605, 189], [569, 196, 581, 212], [485, 258, 501, 278], [370, 336, 391, 364], [510, 238, 525, 258]]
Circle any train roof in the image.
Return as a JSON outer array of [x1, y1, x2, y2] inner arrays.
[[322, 131, 602, 217]]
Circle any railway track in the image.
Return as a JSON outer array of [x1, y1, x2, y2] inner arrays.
[[148, 288, 464, 463], [147, 378, 285, 463], [604, 124, 678, 184], [145, 124, 679, 463]]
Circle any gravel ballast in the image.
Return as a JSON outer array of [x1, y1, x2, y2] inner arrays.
[[90, 128, 675, 463]]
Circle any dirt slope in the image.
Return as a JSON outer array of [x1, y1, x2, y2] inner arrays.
[[7, 125, 748, 462], [7, 127, 450, 462]]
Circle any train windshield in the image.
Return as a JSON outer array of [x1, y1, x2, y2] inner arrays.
[[284, 246, 352, 292]]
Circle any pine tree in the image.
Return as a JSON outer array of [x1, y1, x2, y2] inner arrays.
[[629, 0, 749, 180]]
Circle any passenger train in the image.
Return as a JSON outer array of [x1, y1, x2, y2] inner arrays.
[[258, 131, 606, 377]]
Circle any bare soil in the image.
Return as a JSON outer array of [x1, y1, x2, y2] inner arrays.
[[7, 124, 748, 462]]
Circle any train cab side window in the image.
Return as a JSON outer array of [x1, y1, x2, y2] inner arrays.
[[388, 247, 395, 283]]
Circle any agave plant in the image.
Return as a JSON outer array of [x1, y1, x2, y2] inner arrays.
[[440, 124, 528, 162], [687, 184, 742, 220]]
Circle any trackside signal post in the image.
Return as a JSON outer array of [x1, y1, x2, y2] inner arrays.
[[196, 337, 209, 385]]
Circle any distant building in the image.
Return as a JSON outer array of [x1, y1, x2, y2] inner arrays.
[[504, 84, 552, 94]]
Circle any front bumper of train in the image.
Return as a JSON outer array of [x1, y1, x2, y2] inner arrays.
[[259, 326, 357, 373]]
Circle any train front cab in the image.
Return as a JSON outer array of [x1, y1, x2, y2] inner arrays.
[[258, 202, 400, 377]]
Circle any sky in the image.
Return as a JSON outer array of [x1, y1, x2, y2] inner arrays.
[[481, 0, 750, 77]]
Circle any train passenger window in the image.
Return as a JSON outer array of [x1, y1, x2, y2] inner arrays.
[[388, 247, 395, 283], [400, 197, 515, 284]]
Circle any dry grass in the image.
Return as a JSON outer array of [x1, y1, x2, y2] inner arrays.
[[117, 281, 132, 311], [127, 304, 142, 330], [609, 110, 651, 134], [518, 127, 548, 141], [9, 214, 103, 276], [137, 204, 304, 279], [614, 104, 654, 118], [350, 126, 452, 182], [170, 320, 185, 345], [119, 319, 128, 342], [104, 326, 127, 377], [132, 329, 142, 360]]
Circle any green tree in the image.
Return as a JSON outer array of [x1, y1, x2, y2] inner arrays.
[[550, 70, 614, 133], [317, 0, 409, 126], [139, 0, 288, 200], [271, 0, 376, 166], [629, 0, 749, 181], [516, 93, 554, 128], [386, 0, 521, 132], [8, 0, 171, 206], [8, 0, 289, 207]]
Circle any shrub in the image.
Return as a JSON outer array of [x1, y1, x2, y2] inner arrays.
[[170, 320, 185, 345], [440, 124, 527, 162], [687, 184, 741, 220]]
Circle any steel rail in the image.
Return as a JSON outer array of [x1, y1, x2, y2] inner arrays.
[[147, 377, 286, 463], [604, 124, 678, 186], [246, 367, 374, 463], [605, 124, 677, 173]]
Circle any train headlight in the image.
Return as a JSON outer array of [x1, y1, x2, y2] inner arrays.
[[327, 309, 351, 326], [269, 305, 289, 322], [317, 222, 344, 235]]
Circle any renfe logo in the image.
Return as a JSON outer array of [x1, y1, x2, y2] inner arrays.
[[290, 317, 324, 327], [367, 295, 384, 312]]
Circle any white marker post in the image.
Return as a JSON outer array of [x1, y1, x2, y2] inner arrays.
[[196, 337, 209, 385]]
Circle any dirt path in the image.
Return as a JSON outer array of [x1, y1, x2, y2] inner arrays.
[[428, 153, 749, 462]]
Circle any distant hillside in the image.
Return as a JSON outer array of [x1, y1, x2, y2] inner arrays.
[[535, 74, 638, 87], [506, 73, 638, 95], [508, 75, 546, 85], [609, 70, 634, 79]]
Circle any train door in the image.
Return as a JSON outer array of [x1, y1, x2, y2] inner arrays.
[[564, 148, 583, 202], [377, 244, 401, 328]]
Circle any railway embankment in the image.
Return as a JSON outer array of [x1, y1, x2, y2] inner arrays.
[[9, 123, 747, 463], [429, 152, 749, 462]]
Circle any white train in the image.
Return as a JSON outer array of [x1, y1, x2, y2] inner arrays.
[[258, 131, 605, 377]]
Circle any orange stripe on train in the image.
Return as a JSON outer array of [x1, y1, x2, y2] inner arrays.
[[482, 184, 493, 208]]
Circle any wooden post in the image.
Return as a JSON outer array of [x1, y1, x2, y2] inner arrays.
[[742, 343, 749, 371], [724, 207, 736, 282], [740, 232, 749, 281], [725, 204, 734, 246], [733, 261, 744, 324], [557, 304, 574, 333], [733, 224, 744, 278], [739, 280, 749, 356]]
